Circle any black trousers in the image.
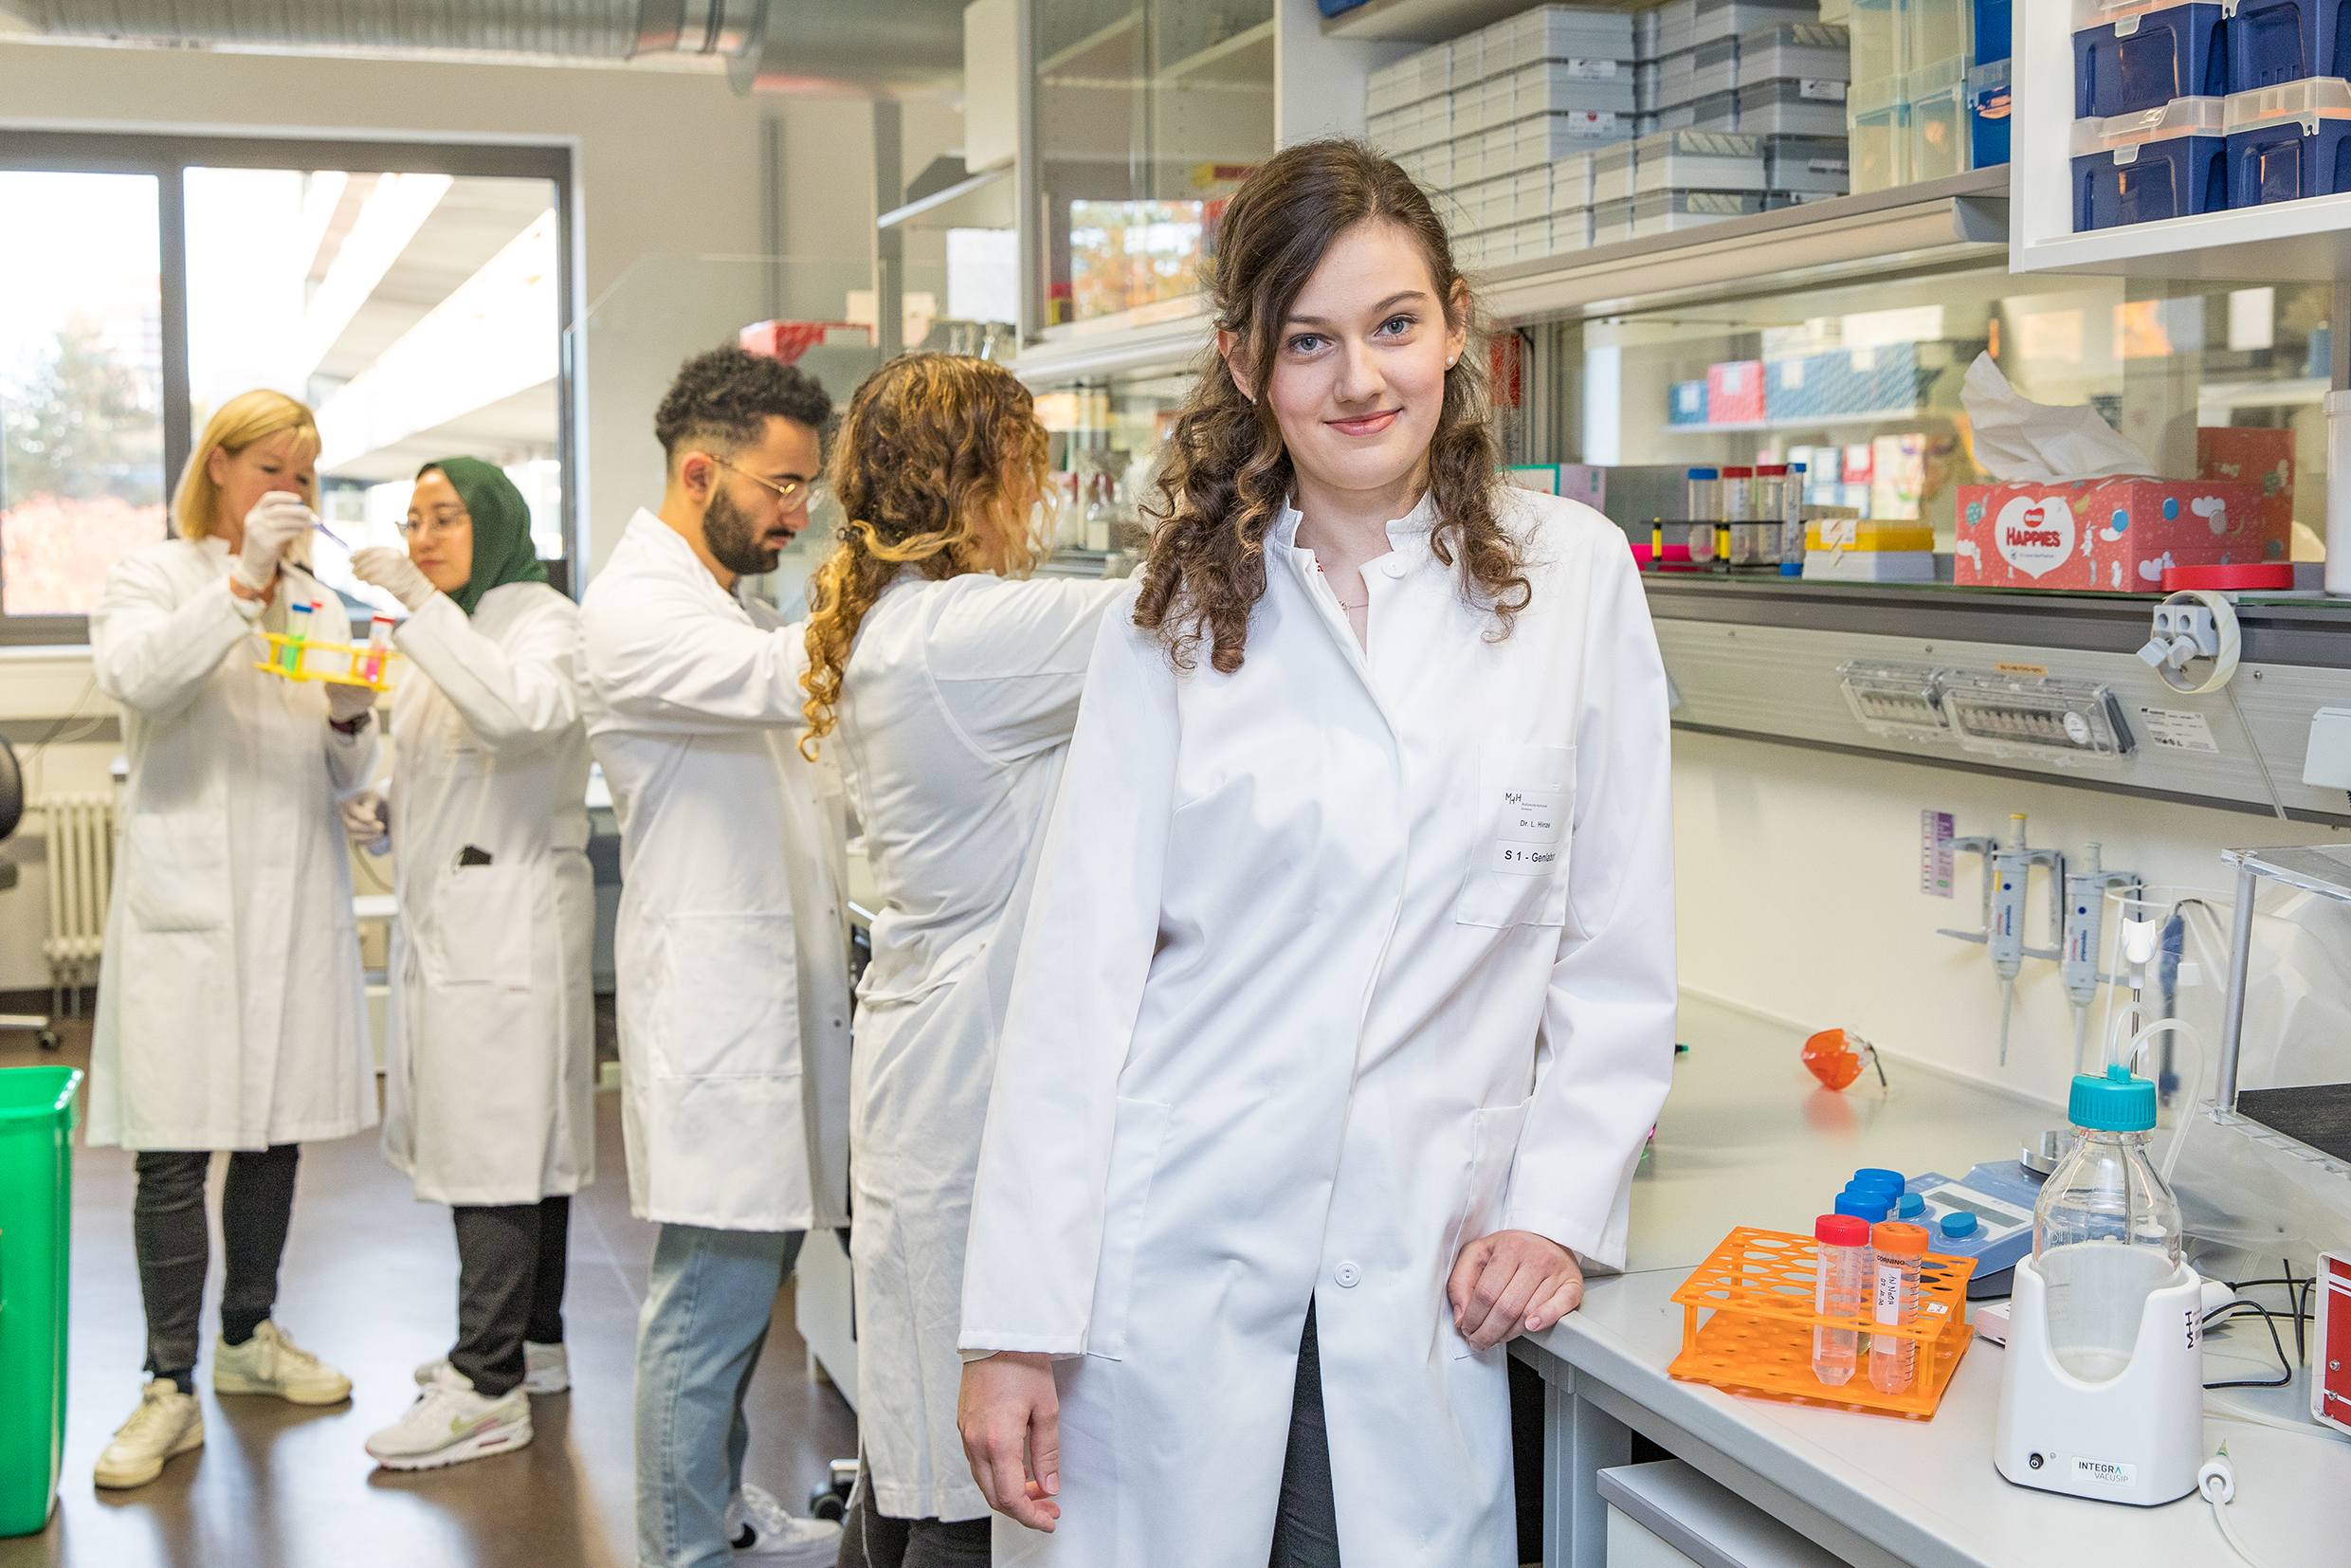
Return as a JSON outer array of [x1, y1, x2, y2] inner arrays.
[[133, 1144, 301, 1386], [449, 1194, 570, 1397], [1269, 1300, 1341, 1568], [838, 1452, 993, 1568]]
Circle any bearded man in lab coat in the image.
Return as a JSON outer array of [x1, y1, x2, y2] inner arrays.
[[580, 346, 851, 1568]]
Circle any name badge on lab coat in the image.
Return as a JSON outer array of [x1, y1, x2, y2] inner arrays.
[[1491, 788, 1564, 875]]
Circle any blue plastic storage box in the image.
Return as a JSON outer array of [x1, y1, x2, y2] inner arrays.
[[1970, 59, 2014, 163], [2225, 0, 2351, 92], [2224, 75, 2351, 202], [1763, 356, 1825, 422], [1975, 0, 2013, 64], [2071, 97, 2229, 227], [2072, 2, 2230, 118], [1669, 379, 1710, 425]]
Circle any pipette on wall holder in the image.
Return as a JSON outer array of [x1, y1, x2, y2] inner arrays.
[[1939, 814, 2062, 1066], [2060, 843, 2139, 1072]]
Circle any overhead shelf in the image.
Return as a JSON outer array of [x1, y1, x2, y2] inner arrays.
[[1159, 19, 1275, 83], [1669, 405, 1941, 435], [2006, 1, 2351, 279], [1481, 168, 2009, 324], [1320, 0, 1608, 43], [1011, 172, 2009, 384]]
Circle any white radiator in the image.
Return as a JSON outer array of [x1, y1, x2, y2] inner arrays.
[[37, 794, 114, 1012]]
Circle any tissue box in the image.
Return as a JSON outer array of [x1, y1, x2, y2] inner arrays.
[[2196, 426, 2296, 548], [1955, 477, 2271, 591]]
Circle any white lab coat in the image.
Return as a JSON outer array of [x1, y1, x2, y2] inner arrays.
[[962, 489, 1678, 1566], [378, 586, 595, 1206], [833, 572, 1127, 1522], [579, 510, 852, 1232], [87, 538, 379, 1151]]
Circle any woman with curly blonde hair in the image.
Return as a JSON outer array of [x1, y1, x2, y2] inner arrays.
[[802, 353, 1128, 1568], [957, 139, 1678, 1566]]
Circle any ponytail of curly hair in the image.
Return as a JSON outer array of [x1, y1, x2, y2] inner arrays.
[[799, 354, 1052, 758], [1133, 137, 1527, 675]]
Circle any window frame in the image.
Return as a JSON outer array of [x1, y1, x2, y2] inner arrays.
[[0, 129, 577, 646]]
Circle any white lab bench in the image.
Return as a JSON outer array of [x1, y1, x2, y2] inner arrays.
[[1515, 996, 2345, 1568]]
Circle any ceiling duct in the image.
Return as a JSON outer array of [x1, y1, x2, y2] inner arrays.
[[8, 0, 966, 93], [729, 0, 964, 95], [8, 2, 647, 58], [633, 0, 764, 60]]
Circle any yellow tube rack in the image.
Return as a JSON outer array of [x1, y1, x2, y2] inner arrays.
[[253, 632, 406, 692]]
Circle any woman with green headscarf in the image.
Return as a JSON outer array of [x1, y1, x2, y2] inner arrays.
[[345, 459, 594, 1473]]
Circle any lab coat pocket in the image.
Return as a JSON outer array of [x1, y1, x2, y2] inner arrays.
[[661, 912, 799, 1081], [124, 811, 232, 932], [1084, 1097, 1171, 1361], [1448, 1098, 1533, 1358], [1454, 743, 1574, 929], [433, 863, 534, 990]]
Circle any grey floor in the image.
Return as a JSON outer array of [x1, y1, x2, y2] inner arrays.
[[0, 1015, 859, 1568]]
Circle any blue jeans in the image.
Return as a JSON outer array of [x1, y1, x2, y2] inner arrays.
[[636, 1225, 806, 1568]]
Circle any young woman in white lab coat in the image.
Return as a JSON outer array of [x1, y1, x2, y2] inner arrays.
[[797, 356, 1128, 1567], [957, 140, 1678, 1566], [86, 390, 380, 1490], [338, 458, 594, 1471]]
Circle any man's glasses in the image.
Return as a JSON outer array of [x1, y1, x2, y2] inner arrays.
[[713, 457, 824, 511]]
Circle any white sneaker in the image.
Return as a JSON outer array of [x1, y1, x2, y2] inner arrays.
[[211, 1321, 352, 1405], [726, 1482, 844, 1562], [365, 1366, 533, 1471], [412, 1340, 570, 1396], [94, 1379, 205, 1488]]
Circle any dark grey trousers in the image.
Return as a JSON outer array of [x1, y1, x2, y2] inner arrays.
[[838, 1453, 993, 1568], [1270, 1300, 1341, 1568], [133, 1144, 301, 1387], [450, 1194, 571, 1397]]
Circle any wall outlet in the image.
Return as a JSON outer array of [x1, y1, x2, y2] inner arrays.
[[2304, 708, 2351, 790]]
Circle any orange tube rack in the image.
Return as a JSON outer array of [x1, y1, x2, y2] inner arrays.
[[1667, 1226, 1978, 1420]]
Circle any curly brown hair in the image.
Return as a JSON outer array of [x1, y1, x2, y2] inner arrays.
[[799, 354, 1052, 757], [1135, 137, 1526, 674]]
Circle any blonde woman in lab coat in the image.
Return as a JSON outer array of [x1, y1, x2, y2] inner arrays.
[[957, 139, 1678, 1566], [336, 458, 593, 1471], [86, 390, 379, 1490], [798, 355, 1127, 1568]]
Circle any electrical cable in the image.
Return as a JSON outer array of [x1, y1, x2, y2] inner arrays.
[[2200, 1299, 2296, 1389]]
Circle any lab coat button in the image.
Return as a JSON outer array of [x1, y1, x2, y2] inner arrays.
[[1379, 558, 1406, 579], [1334, 1261, 1362, 1287]]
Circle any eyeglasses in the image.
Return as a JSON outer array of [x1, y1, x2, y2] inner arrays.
[[399, 506, 470, 538], [713, 457, 824, 511]]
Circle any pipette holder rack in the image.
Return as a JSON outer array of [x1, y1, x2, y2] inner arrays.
[[254, 633, 405, 693], [1668, 1227, 1977, 1419]]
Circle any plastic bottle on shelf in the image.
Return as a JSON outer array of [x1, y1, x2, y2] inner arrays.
[[1684, 468, 1721, 563], [1812, 1212, 1871, 1387], [1869, 1220, 1930, 1395], [1749, 464, 1788, 566], [1782, 461, 1809, 575]]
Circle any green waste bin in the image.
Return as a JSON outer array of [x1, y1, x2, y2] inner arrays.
[[0, 1066, 81, 1538]]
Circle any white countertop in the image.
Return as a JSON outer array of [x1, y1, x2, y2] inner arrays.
[[1525, 994, 2349, 1568]]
